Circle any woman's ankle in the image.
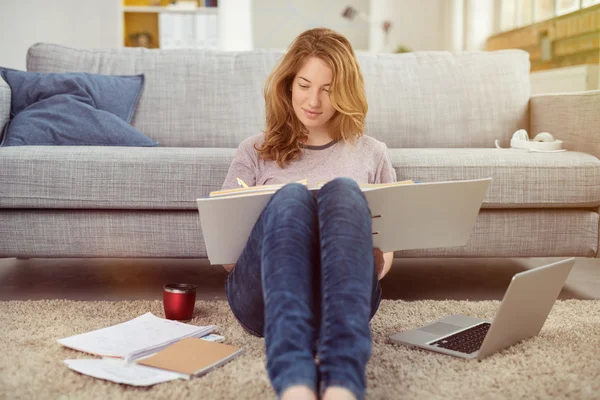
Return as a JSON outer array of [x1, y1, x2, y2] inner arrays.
[[322, 386, 357, 400], [281, 385, 317, 400]]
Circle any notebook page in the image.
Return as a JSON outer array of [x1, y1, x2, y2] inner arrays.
[[64, 359, 186, 386], [58, 313, 213, 359], [127, 323, 216, 362], [209, 179, 309, 198], [314, 179, 416, 190]]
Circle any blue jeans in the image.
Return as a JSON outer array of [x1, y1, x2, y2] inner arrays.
[[225, 177, 382, 400]]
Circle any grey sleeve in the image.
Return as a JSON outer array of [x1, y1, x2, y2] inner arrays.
[[374, 143, 397, 184], [221, 140, 258, 190]]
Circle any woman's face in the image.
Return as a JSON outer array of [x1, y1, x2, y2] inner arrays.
[[291, 57, 336, 133]]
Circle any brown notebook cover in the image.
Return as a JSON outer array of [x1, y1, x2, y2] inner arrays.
[[137, 337, 243, 376]]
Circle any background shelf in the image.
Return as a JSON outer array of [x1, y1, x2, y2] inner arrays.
[[123, 6, 217, 14], [123, 0, 218, 49]]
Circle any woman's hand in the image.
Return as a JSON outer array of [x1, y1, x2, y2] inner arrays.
[[223, 263, 235, 272], [374, 248, 393, 280], [374, 248, 385, 278]]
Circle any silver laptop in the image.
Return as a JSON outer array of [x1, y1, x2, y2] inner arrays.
[[389, 258, 575, 360]]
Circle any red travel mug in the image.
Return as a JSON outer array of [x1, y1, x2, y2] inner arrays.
[[163, 283, 198, 321]]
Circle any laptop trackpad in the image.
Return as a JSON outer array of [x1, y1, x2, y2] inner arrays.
[[419, 322, 462, 335]]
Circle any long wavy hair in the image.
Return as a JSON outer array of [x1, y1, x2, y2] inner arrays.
[[257, 28, 368, 167]]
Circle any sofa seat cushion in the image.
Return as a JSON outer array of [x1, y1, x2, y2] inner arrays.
[[1, 147, 599, 210], [1, 209, 596, 258], [0, 146, 233, 210], [392, 148, 600, 208]]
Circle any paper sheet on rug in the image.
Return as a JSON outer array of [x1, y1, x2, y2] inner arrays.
[[64, 359, 187, 386], [58, 312, 216, 362]]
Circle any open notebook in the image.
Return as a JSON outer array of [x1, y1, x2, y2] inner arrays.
[[197, 178, 492, 265], [58, 312, 216, 362], [207, 179, 416, 198], [62, 334, 228, 387]]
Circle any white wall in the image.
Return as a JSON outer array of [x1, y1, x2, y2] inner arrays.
[[442, 0, 465, 52], [252, 0, 453, 53], [252, 0, 370, 51], [463, 0, 496, 50], [375, 0, 446, 52], [0, 0, 121, 70], [218, 0, 253, 51], [0, 0, 499, 70], [371, 0, 499, 53]]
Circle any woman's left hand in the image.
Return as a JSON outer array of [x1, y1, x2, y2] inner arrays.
[[373, 248, 393, 280], [374, 247, 385, 279]]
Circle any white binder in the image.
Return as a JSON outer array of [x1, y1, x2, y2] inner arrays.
[[196, 178, 491, 265]]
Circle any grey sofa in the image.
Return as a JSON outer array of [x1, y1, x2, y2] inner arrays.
[[1, 43, 600, 259]]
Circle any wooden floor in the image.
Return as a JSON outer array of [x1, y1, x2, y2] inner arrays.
[[1, 257, 598, 301]]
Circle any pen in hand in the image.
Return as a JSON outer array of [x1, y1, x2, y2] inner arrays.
[[236, 177, 249, 188]]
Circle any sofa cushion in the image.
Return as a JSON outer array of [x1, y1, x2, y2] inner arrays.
[[0, 146, 232, 209], [1, 209, 597, 258], [0, 68, 157, 147], [0, 75, 9, 134], [392, 148, 600, 208], [26, 43, 530, 149], [0, 147, 598, 210]]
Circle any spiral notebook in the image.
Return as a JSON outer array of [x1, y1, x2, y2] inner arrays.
[[137, 337, 243, 377]]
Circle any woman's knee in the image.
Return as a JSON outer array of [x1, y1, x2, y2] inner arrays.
[[317, 178, 371, 224], [267, 183, 316, 216], [318, 177, 364, 205], [321, 177, 360, 193], [272, 183, 313, 203]]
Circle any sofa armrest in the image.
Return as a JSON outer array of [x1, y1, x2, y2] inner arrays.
[[0, 75, 10, 133], [530, 90, 600, 159]]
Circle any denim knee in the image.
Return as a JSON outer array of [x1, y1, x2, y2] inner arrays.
[[320, 177, 360, 193], [271, 183, 314, 207], [317, 177, 367, 210]]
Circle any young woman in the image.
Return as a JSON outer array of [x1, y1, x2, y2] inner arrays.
[[221, 28, 396, 400]]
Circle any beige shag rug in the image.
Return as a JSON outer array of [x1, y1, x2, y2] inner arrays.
[[1, 299, 599, 399]]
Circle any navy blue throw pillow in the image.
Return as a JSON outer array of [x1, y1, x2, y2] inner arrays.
[[0, 68, 158, 147]]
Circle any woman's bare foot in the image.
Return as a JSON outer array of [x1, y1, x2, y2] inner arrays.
[[281, 385, 317, 400], [322, 386, 356, 400]]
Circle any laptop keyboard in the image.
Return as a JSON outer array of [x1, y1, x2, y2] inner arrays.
[[430, 322, 491, 354]]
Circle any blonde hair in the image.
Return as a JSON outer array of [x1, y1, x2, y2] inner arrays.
[[257, 28, 368, 167]]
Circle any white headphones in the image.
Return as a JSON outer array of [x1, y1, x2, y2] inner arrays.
[[495, 129, 566, 153]]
